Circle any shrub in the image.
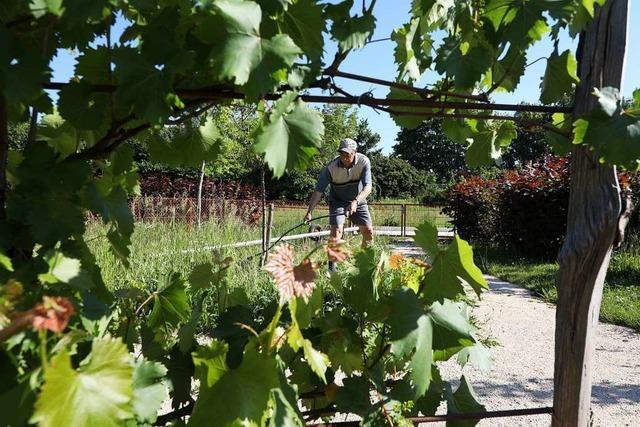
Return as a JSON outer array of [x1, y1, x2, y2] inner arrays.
[[445, 156, 570, 258]]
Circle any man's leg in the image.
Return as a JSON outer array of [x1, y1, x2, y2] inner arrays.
[[358, 224, 374, 247], [328, 204, 346, 272], [352, 204, 374, 247]]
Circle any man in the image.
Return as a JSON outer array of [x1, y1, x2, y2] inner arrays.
[[304, 138, 374, 269]]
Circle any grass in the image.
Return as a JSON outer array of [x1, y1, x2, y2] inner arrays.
[[476, 240, 640, 332]]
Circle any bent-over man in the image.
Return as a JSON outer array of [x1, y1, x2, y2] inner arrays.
[[304, 138, 374, 270]]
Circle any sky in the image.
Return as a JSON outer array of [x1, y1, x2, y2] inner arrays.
[[49, 1, 640, 154]]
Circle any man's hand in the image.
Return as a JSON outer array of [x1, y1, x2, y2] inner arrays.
[[303, 211, 312, 224], [347, 200, 358, 216]]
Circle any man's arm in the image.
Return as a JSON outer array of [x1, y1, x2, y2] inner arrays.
[[305, 168, 330, 222], [305, 191, 323, 222]]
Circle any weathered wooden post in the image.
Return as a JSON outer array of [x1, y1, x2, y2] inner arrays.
[[553, 1, 629, 426], [262, 203, 274, 266]]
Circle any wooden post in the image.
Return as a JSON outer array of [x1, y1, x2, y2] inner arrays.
[[262, 203, 274, 266], [401, 204, 407, 237], [197, 161, 205, 228], [553, 1, 629, 426]]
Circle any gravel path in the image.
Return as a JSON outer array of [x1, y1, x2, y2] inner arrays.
[[390, 241, 640, 427]]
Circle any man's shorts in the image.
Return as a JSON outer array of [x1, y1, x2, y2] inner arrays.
[[329, 202, 372, 226]]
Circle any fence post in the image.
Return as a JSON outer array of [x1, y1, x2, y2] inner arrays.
[[261, 203, 275, 267], [401, 204, 407, 237]]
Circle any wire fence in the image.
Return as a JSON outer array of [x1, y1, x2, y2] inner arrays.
[[125, 196, 451, 234]]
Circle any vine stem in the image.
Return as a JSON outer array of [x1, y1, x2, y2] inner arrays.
[[0, 95, 7, 220], [134, 293, 155, 316]]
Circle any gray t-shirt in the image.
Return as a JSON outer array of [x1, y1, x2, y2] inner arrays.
[[315, 153, 372, 203]]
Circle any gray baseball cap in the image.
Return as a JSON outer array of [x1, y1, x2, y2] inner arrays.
[[337, 138, 357, 154]]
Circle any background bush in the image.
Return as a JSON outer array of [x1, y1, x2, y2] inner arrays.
[[444, 156, 570, 258]]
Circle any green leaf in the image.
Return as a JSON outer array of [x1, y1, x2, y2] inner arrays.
[[195, 0, 301, 98], [422, 236, 488, 303], [445, 375, 486, 427], [457, 342, 492, 372], [269, 388, 305, 427], [387, 86, 428, 130], [435, 36, 494, 90], [411, 0, 455, 29], [0, 251, 13, 272], [253, 91, 324, 177], [483, 0, 549, 47], [392, 18, 432, 82], [540, 49, 579, 105], [442, 118, 473, 145], [388, 288, 433, 398], [188, 263, 214, 290], [148, 117, 223, 168], [75, 47, 111, 84], [288, 300, 331, 383], [113, 48, 182, 124], [569, 0, 606, 37], [545, 112, 573, 155], [29, 0, 63, 17], [465, 121, 517, 167], [189, 347, 280, 427], [178, 302, 201, 353], [148, 273, 191, 331], [413, 221, 440, 257], [331, 13, 376, 52], [38, 249, 93, 290], [482, 46, 526, 93], [192, 340, 229, 389], [31, 336, 134, 427], [131, 360, 168, 424], [572, 87, 640, 170], [0, 381, 36, 427], [335, 375, 372, 416], [58, 80, 109, 130], [282, 0, 325, 61]]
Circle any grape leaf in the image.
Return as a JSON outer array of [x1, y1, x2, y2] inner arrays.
[[445, 375, 486, 427], [457, 341, 493, 372], [147, 273, 191, 331], [482, 46, 526, 93], [130, 360, 168, 424], [253, 91, 324, 178], [281, 0, 325, 61], [31, 336, 134, 427], [545, 112, 573, 155], [392, 18, 432, 82], [192, 340, 229, 389], [421, 235, 488, 303], [413, 221, 440, 257], [288, 299, 330, 383], [334, 375, 371, 416], [465, 121, 517, 167], [194, 0, 301, 98], [435, 36, 494, 90], [269, 388, 305, 427], [572, 87, 640, 170], [388, 288, 433, 398], [540, 49, 579, 105], [483, 0, 549, 47], [113, 48, 182, 124], [411, 0, 455, 29], [387, 86, 428, 130], [58, 80, 109, 130], [189, 347, 280, 427], [331, 13, 376, 51]]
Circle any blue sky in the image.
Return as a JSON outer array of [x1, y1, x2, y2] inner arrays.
[[50, 1, 640, 154]]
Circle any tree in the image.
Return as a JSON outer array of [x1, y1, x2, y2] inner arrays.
[[355, 118, 381, 155], [370, 153, 436, 200], [393, 118, 466, 182]]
